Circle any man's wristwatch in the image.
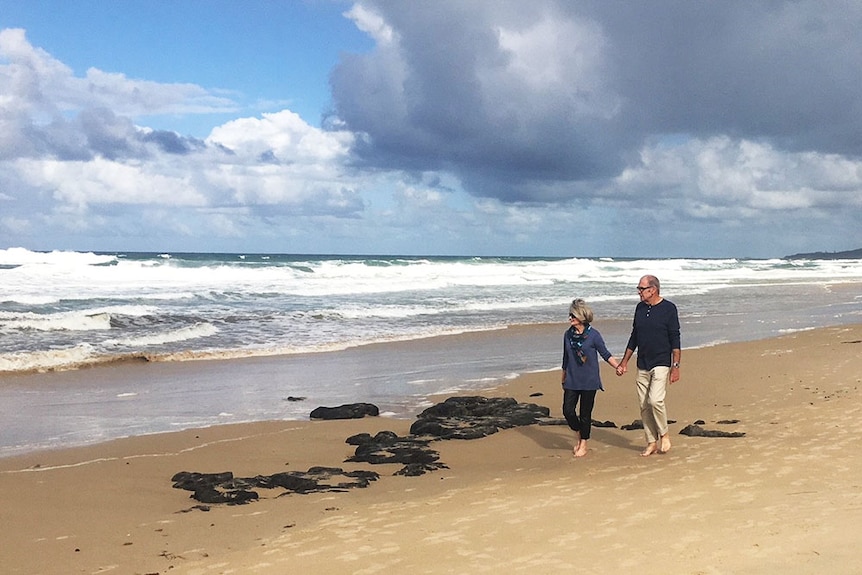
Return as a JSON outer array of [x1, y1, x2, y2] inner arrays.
[[671, 362, 680, 368]]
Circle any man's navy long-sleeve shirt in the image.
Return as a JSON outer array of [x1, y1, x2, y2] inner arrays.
[[626, 299, 681, 370]]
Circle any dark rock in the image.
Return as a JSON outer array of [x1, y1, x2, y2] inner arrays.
[[410, 418, 497, 440], [694, 419, 706, 425], [529, 392, 544, 397], [346, 430, 447, 476], [417, 396, 516, 419], [716, 419, 740, 424], [396, 463, 437, 477], [285, 396, 306, 402], [679, 424, 745, 438], [537, 418, 568, 426], [345, 432, 374, 445], [171, 471, 234, 491], [310, 403, 379, 420], [408, 419, 448, 436], [257, 472, 321, 493], [342, 470, 381, 486], [409, 396, 550, 440], [535, 417, 616, 428], [194, 486, 259, 505], [172, 466, 380, 504]]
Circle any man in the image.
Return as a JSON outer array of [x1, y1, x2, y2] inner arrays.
[[616, 275, 681, 457]]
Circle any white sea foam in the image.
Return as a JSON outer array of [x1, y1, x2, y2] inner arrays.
[[0, 310, 112, 332], [1, 248, 861, 376], [0, 247, 117, 267], [0, 343, 97, 373], [102, 323, 218, 347]]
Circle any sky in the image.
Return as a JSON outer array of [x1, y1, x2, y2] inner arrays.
[[1, 1, 861, 258]]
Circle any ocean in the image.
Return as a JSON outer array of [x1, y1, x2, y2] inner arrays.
[[2, 248, 861, 457]]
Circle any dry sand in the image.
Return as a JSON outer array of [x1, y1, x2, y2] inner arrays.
[[2, 324, 862, 574]]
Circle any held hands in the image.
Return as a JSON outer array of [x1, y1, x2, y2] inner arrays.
[[612, 363, 678, 381]]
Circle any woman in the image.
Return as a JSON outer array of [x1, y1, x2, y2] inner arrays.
[[561, 298, 621, 457]]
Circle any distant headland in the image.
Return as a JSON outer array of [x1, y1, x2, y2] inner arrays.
[[785, 247, 862, 259]]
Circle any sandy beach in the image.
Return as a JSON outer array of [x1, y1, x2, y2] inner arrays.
[[2, 324, 862, 574]]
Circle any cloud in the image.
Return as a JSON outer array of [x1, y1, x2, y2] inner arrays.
[[0, 28, 232, 162], [590, 2, 862, 155], [332, 2, 629, 199], [209, 109, 353, 164], [204, 110, 365, 216], [615, 137, 862, 217], [0, 29, 368, 247], [14, 157, 208, 208], [0, 28, 235, 118], [1, 2, 861, 257], [331, 1, 862, 206]]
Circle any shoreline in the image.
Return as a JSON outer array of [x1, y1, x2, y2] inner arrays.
[[1, 314, 859, 459], [2, 306, 850, 378], [2, 324, 862, 573]]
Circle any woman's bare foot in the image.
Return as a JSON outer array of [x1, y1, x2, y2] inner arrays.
[[641, 442, 658, 457], [572, 432, 581, 456], [659, 434, 672, 454], [574, 440, 588, 457]]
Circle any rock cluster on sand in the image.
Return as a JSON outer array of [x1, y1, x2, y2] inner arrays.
[[172, 396, 551, 504], [346, 430, 446, 477], [346, 396, 551, 475], [172, 396, 744, 505], [409, 396, 550, 439], [171, 467, 380, 505]]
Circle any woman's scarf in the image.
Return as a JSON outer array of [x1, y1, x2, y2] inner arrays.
[[567, 324, 591, 365]]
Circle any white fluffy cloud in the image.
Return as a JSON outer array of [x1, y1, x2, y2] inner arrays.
[[209, 110, 352, 163], [0, 29, 371, 246], [15, 157, 207, 207], [0, 28, 234, 120], [617, 137, 862, 214]]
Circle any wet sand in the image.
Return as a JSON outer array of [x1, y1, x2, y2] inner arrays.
[[2, 324, 862, 574]]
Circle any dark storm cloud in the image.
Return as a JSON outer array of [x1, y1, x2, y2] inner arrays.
[[331, 1, 632, 201], [331, 1, 862, 203], [585, 1, 862, 154]]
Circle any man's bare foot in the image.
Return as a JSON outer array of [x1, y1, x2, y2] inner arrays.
[[659, 435, 671, 454], [641, 442, 658, 457], [574, 441, 588, 457]]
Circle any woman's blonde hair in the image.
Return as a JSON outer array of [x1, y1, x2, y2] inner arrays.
[[569, 298, 594, 324]]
